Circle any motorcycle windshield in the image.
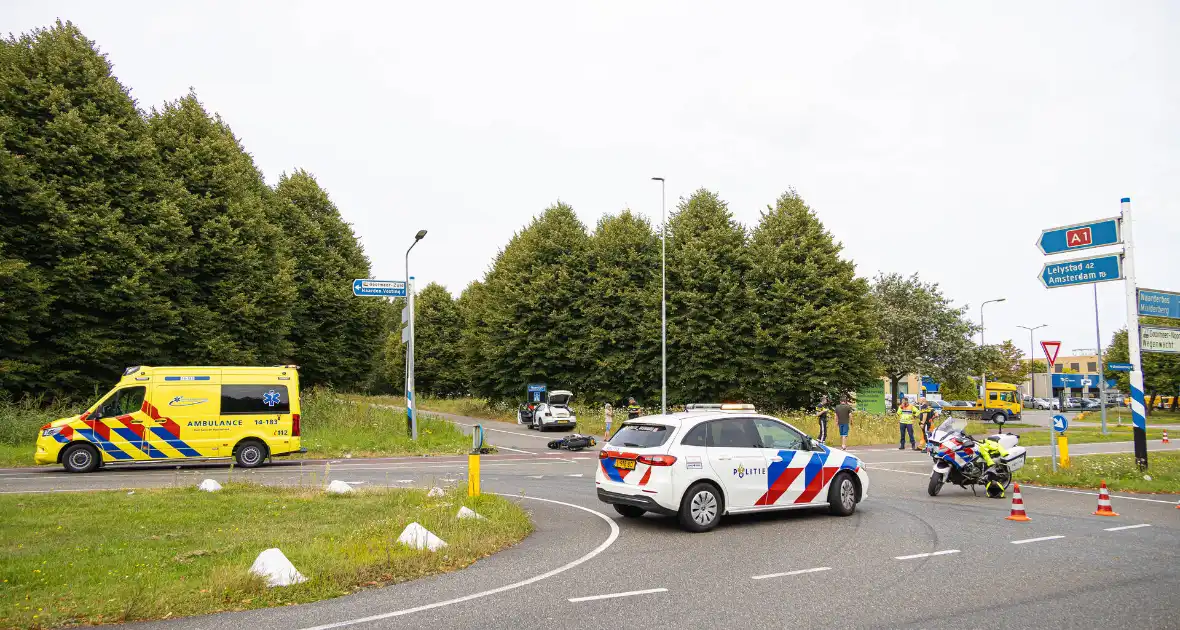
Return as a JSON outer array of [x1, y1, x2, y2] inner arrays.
[[935, 417, 968, 435]]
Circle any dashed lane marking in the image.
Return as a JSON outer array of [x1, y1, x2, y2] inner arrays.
[[1104, 524, 1152, 532], [297, 494, 620, 629], [1011, 535, 1065, 545], [895, 549, 960, 560], [568, 588, 668, 603], [751, 566, 831, 580]]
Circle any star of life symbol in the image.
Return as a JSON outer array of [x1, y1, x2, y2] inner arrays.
[[262, 390, 281, 407]]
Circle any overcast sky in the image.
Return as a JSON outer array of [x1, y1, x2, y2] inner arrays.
[[9, 1, 1180, 366]]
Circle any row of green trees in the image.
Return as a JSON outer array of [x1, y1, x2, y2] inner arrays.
[[1, 22, 387, 398], [392, 194, 985, 409]]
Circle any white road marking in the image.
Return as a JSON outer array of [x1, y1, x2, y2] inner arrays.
[[895, 549, 960, 560], [567, 474, 584, 477], [296, 495, 620, 629], [568, 588, 668, 603], [752, 566, 831, 580], [526, 475, 544, 479], [1104, 523, 1152, 532], [1011, 535, 1065, 545], [493, 445, 533, 454]]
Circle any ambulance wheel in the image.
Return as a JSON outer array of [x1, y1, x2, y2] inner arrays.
[[614, 505, 645, 518], [62, 443, 100, 473], [679, 482, 723, 532], [234, 440, 267, 468], [828, 472, 858, 516]]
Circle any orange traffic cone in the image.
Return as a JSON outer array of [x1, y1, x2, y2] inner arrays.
[[1163, 429, 1170, 444], [1093, 480, 1119, 516], [1005, 483, 1031, 521]]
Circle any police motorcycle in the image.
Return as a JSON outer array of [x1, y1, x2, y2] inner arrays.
[[926, 416, 1027, 498]]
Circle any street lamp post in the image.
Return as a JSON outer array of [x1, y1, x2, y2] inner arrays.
[[652, 177, 667, 416], [979, 298, 1006, 408], [1016, 324, 1047, 399], [405, 229, 427, 439]]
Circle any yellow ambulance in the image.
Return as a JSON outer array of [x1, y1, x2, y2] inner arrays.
[[35, 366, 303, 473]]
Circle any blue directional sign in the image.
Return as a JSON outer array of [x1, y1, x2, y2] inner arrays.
[[1107, 362, 1133, 372], [1037, 217, 1121, 255], [1052, 414, 1069, 433], [1138, 288, 1180, 320], [352, 279, 406, 297], [1039, 253, 1122, 289]]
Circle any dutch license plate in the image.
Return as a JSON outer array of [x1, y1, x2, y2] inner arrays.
[[615, 459, 636, 470]]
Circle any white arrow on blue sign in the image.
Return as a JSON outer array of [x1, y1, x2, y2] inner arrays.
[[1052, 414, 1069, 433], [1039, 253, 1122, 289], [1036, 217, 1121, 255], [352, 279, 407, 297]]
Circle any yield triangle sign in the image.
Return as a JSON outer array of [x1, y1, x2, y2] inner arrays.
[[1041, 340, 1062, 365]]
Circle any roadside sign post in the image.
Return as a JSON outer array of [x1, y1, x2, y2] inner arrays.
[[1042, 341, 1062, 471], [352, 278, 415, 438], [1120, 199, 1148, 470], [1052, 414, 1070, 468]]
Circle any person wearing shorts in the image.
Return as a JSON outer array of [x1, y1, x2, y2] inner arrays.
[[834, 399, 854, 450]]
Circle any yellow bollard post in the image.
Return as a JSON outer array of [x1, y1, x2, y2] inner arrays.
[[467, 453, 481, 497], [1058, 435, 1070, 469]]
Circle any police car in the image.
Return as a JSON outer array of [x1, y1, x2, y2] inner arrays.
[[595, 404, 869, 532]]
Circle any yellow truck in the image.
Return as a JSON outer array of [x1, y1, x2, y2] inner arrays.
[[35, 365, 303, 472], [975, 382, 1023, 425]]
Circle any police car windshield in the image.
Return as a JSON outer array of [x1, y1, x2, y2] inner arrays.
[[608, 424, 671, 448]]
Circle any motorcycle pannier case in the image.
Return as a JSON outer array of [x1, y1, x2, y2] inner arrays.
[[1002, 449, 1027, 472]]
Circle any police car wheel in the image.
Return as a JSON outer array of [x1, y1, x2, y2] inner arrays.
[[234, 441, 267, 468], [62, 443, 99, 473], [679, 482, 723, 532], [828, 473, 858, 516], [614, 505, 645, 518]]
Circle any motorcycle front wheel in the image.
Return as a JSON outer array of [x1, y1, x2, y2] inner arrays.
[[928, 470, 944, 496]]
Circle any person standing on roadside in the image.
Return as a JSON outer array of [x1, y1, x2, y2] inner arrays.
[[604, 403, 614, 439], [898, 397, 918, 450], [834, 398, 854, 450], [916, 397, 933, 447], [815, 398, 831, 444], [626, 397, 642, 420]]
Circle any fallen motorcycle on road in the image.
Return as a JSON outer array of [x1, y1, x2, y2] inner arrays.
[[547, 434, 596, 451], [926, 417, 1027, 498]]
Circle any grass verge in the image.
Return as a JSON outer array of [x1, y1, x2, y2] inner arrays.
[[0, 483, 531, 629], [1015, 425, 1165, 446], [1018, 451, 1180, 494]]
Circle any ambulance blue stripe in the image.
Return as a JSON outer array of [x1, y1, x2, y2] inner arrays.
[[163, 376, 210, 381], [149, 427, 201, 457], [73, 429, 133, 460], [110, 427, 147, 453]]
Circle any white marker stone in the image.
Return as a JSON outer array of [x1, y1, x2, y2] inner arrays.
[[456, 506, 485, 520], [427, 486, 446, 497], [326, 480, 353, 494], [197, 479, 222, 492], [249, 548, 307, 587], [397, 522, 448, 551]]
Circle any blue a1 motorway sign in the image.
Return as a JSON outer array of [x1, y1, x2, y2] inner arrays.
[[1138, 288, 1180, 320], [1038, 253, 1122, 289], [1037, 217, 1121, 255], [352, 279, 407, 297], [1052, 414, 1069, 433], [1107, 362, 1133, 372]]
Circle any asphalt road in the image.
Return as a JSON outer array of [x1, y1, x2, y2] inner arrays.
[[4, 417, 1179, 629]]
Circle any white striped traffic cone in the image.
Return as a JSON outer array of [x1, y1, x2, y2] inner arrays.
[[1005, 483, 1031, 522], [1092, 480, 1119, 517], [1163, 429, 1170, 444]]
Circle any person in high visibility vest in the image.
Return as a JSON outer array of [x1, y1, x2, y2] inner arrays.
[[898, 397, 918, 450], [917, 397, 934, 447], [815, 399, 831, 444], [626, 397, 641, 420]]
